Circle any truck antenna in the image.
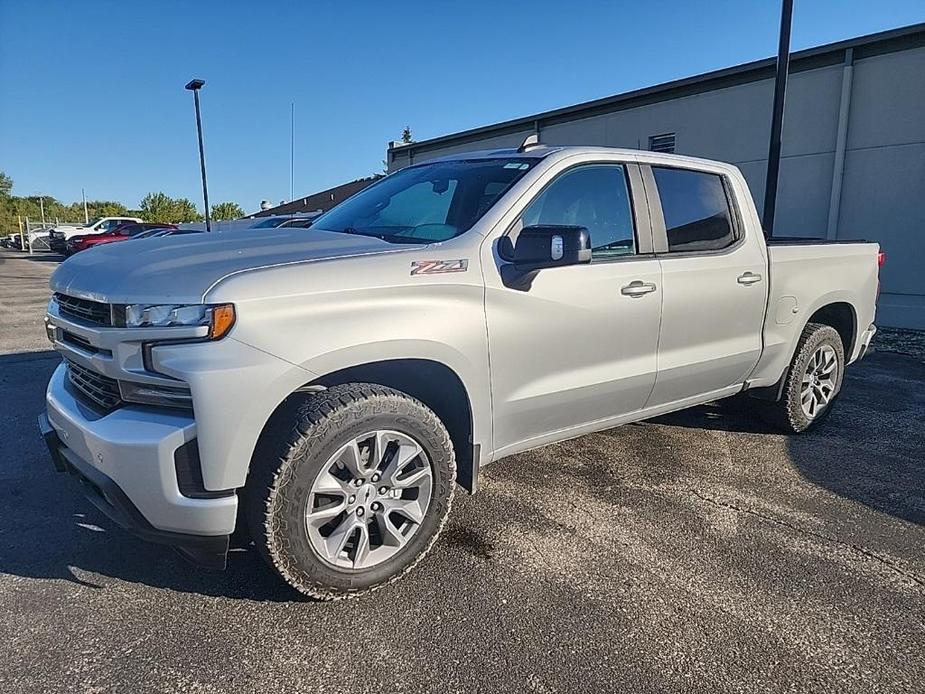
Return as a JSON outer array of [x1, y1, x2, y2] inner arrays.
[[517, 134, 541, 153]]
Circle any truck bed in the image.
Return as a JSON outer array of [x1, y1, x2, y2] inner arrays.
[[765, 236, 871, 246], [747, 239, 880, 389]]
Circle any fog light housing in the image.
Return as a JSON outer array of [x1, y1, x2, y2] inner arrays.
[[119, 380, 193, 409]]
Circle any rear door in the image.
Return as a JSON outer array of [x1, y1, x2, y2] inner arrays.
[[484, 159, 663, 455], [642, 163, 768, 407]]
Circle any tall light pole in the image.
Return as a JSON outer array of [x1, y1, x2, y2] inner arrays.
[[290, 102, 295, 203], [185, 78, 211, 232], [762, 0, 794, 239]]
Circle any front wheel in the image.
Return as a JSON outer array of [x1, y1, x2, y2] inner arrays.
[[243, 383, 456, 599], [757, 322, 845, 433]]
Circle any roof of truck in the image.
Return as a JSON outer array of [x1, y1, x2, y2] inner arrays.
[[425, 144, 741, 174]]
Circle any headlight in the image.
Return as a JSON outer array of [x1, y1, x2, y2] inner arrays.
[[124, 303, 235, 339]]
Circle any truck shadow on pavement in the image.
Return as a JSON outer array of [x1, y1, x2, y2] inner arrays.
[[1, 350, 921, 602], [652, 351, 925, 526], [0, 350, 302, 602]]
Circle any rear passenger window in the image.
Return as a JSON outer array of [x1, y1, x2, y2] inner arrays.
[[652, 167, 735, 252]]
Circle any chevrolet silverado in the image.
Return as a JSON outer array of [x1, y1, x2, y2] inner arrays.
[[39, 143, 881, 599]]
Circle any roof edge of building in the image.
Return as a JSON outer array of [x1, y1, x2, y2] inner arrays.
[[249, 174, 384, 218], [389, 22, 925, 158]]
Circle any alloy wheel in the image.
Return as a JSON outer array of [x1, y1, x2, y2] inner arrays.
[[304, 430, 433, 570], [800, 344, 839, 419]]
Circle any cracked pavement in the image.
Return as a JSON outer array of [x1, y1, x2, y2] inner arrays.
[[1, 250, 923, 693]]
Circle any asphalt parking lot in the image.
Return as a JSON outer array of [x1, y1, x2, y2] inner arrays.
[[1, 249, 923, 693]]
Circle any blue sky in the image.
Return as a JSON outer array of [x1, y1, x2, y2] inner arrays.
[[1, 1, 923, 214]]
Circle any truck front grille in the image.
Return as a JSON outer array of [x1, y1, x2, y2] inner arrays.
[[66, 359, 122, 410], [55, 293, 112, 326]]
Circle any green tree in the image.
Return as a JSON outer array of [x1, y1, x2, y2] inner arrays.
[[211, 201, 245, 221], [62, 200, 130, 222], [139, 192, 175, 223], [401, 126, 414, 144], [0, 171, 12, 198], [172, 198, 202, 222], [139, 192, 202, 223]]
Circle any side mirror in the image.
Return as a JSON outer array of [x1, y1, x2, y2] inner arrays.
[[500, 225, 591, 288]]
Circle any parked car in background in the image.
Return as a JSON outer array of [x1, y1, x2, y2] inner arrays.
[[277, 217, 316, 229], [66, 223, 176, 255], [25, 229, 52, 251], [40, 144, 881, 599], [132, 227, 204, 240], [48, 216, 142, 253], [247, 216, 295, 229], [247, 213, 320, 230]]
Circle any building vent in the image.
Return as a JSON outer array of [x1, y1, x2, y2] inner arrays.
[[648, 133, 676, 153]]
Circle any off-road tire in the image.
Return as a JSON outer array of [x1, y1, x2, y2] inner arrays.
[[757, 322, 845, 433], [242, 383, 456, 600]]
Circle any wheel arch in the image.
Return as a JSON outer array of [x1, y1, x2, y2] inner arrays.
[[805, 301, 857, 357], [749, 301, 856, 403], [257, 358, 479, 494]]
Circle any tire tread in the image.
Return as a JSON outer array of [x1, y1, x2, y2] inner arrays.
[[757, 322, 844, 433], [242, 383, 456, 600]]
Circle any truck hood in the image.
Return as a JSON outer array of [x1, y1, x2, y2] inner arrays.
[[50, 228, 424, 304]]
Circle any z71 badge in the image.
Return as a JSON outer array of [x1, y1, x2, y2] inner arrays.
[[410, 259, 469, 275]]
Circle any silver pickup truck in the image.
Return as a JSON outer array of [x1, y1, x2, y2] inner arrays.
[[39, 143, 881, 599]]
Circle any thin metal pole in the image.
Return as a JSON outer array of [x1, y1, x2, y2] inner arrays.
[[290, 102, 294, 203], [39, 196, 46, 224], [762, 0, 794, 239], [82, 188, 89, 224], [192, 89, 211, 232]]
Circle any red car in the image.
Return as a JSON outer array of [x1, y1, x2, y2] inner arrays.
[[66, 223, 177, 255]]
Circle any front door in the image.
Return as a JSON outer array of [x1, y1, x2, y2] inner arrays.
[[484, 162, 663, 456]]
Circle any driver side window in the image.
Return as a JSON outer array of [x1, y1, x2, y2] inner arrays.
[[520, 164, 636, 260]]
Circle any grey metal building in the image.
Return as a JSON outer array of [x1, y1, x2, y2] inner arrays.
[[387, 24, 925, 330]]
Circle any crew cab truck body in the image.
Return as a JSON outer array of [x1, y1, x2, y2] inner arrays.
[[40, 145, 880, 598]]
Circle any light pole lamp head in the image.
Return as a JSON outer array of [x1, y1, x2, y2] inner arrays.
[[185, 78, 206, 91]]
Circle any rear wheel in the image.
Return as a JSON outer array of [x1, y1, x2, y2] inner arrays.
[[243, 383, 456, 599], [757, 323, 845, 433]]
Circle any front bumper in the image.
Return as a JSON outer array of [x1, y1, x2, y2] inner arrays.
[[41, 364, 237, 568]]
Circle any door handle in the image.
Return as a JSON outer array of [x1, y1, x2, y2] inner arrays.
[[621, 280, 657, 297], [737, 272, 762, 286]]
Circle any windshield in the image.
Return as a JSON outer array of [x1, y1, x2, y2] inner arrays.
[[84, 217, 102, 228], [311, 158, 536, 243]]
